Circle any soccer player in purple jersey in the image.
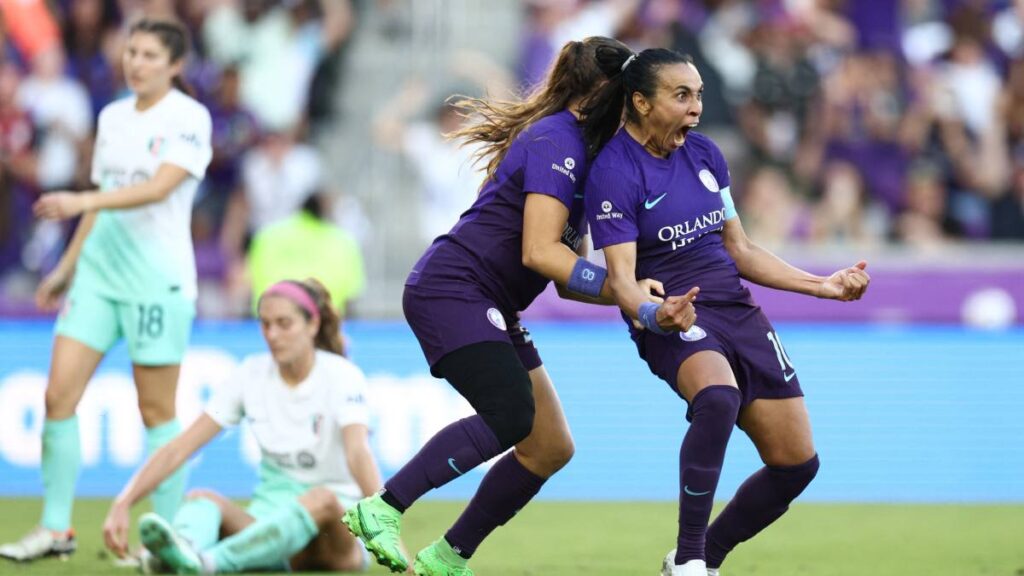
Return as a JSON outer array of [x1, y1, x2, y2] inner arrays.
[[341, 37, 678, 576], [581, 47, 871, 576]]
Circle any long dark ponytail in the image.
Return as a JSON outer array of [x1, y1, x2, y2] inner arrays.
[[450, 36, 631, 177], [581, 48, 694, 155], [128, 18, 195, 97]]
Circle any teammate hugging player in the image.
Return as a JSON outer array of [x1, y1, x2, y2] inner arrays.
[[342, 36, 668, 576]]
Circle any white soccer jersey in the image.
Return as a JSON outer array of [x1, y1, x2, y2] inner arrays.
[[205, 350, 371, 504], [78, 89, 212, 300]]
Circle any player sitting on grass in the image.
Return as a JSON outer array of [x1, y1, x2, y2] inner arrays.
[[102, 279, 394, 574]]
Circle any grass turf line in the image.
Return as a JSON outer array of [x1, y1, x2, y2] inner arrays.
[[0, 499, 1021, 575]]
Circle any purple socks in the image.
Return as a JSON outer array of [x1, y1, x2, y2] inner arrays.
[[444, 452, 546, 558], [675, 385, 742, 565], [383, 415, 504, 512], [705, 454, 820, 568]]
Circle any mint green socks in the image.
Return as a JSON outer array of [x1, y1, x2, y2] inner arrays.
[[173, 497, 222, 551], [146, 419, 188, 520], [41, 416, 81, 532], [207, 499, 318, 572]]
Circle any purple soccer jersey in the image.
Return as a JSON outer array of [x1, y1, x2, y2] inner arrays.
[[408, 109, 587, 316], [586, 129, 803, 404], [585, 129, 749, 307]]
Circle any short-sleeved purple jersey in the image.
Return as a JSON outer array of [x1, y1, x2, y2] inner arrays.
[[407, 110, 587, 315], [585, 130, 753, 307]]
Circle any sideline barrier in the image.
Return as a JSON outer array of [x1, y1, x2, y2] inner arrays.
[[1, 320, 1021, 502]]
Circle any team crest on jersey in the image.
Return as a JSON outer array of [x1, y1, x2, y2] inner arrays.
[[601, 201, 612, 213], [698, 169, 720, 193], [486, 307, 507, 331], [147, 137, 165, 157], [679, 325, 707, 342], [296, 451, 316, 469]]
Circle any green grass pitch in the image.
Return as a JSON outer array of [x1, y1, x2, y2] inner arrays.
[[0, 499, 1021, 575]]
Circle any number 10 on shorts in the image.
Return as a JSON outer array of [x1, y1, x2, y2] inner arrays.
[[766, 330, 796, 378]]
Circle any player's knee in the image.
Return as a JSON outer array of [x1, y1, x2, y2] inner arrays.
[[550, 434, 575, 469], [769, 453, 820, 500], [691, 385, 741, 422], [137, 398, 175, 428], [185, 488, 218, 501], [533, 434, 575, 474], [301, 487, 343, 525], [798, 453, 820, 485], [483, 391, 535, 450], [44, 387, 76, 419], [183, 489, 229, 514], [440, 342, 536, 449]]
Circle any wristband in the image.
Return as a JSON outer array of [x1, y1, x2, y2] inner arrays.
[[566, 258, 608, 298], [638, 301, 672, 335]]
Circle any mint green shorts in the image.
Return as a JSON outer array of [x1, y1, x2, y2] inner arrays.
[[248, 463, 358, 520], [55, 280, 195, 365]]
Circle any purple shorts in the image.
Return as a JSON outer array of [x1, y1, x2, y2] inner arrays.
[[636, 303, 803, 417], [403, 284, 542, 377]]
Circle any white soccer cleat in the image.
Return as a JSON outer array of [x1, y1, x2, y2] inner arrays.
[[138, 546, 169, 574], [0, 526, 76, 562], [707, 568, 720, 576], [660, 548, 708, 576]]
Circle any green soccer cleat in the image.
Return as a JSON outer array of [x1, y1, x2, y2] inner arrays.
[[413, 539, 473, 576], [139, 513, 202, 575], [341, 494, 408, 573]]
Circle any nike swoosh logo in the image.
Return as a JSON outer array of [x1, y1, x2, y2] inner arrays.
[[683, 485, 711, 496], [784, 372, 796, 382], [356, 506, 383, 541], [448, 458, 465, 475], [645, 193, 667, 209]]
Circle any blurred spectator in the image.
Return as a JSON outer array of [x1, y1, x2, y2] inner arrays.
[[0, 0, 61, 64], [738, 16, 820, 168], [373, 51, 512, 245], [16, 46, 92, 190], [810, 161, 887, 245], [0, 0, 1022, 318], [0, 62, 37, 276], [219, 127, 323, 267], [894, 161, 960, 248], [375, 82, 483, 246], [62, 0, 123, 118], [817, 51, 913, 212], [992, 158, 1024, 240], [519, 0, 640, 87], [736, 165, 811, 248], [0, 62, 37, 188], [248, 192, 365, 317], [199, 66, 260, 227], [202, 0, 352, 131]]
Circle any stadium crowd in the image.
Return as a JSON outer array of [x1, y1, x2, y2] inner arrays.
[[0, 0, 1022, 319]]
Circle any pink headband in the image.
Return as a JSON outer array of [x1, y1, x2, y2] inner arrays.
[[261, 281, 320, 321]]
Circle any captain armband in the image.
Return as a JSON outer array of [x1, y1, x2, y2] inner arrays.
[[566, 258, 608, 298], [721, 186, 738, 220]]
